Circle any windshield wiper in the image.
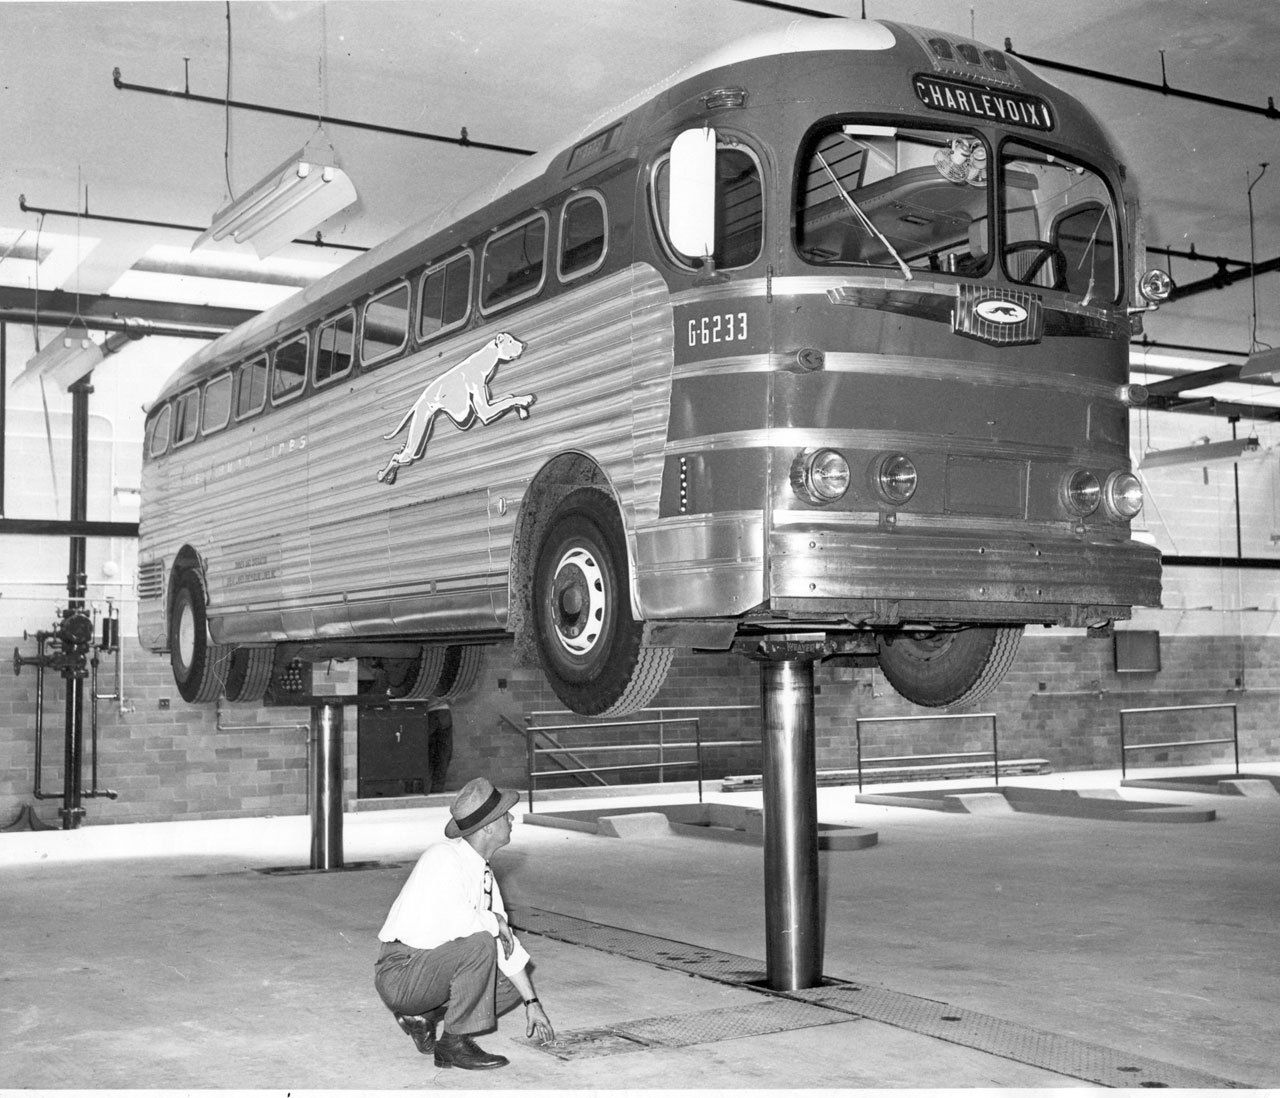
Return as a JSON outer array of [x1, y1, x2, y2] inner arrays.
[[816, 150, 913, 281]]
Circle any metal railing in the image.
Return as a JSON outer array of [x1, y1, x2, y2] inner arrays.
[[854, 712, 1000, 790], [524, 705, 758, 810], [1118, 703, 1240, 778]]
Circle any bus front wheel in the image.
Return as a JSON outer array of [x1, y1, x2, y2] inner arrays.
[[169, 570, 233, 704], [876, 625, 1023, 708], [532, 488, 673, 717]]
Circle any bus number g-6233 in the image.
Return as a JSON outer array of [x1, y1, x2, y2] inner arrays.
[[688, 312, 748, 347]]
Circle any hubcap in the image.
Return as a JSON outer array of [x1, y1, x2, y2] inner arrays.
[[177, 599, 196, 671], [550, 546, 606, 656]]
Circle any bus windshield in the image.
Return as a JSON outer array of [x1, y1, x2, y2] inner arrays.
[[1001, 141, 1118, 303], [796, 123, 1119, 304], [796, 123, 991, 277]]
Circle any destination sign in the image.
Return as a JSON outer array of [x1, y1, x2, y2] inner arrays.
[[913, 74, 1054, 131]]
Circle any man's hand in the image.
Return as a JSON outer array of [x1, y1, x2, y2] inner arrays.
[[494, 913, 515, 959], [525, 1000, 555, 1043]]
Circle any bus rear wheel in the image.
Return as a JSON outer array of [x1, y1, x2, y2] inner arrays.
[[876, 625, 1023, 708], [224, 647, 274, 703], [532, 488, 672, 717], [169, 570, 232, 704]]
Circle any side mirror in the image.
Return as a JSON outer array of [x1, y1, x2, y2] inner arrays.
[[668, 127, 716, 260]]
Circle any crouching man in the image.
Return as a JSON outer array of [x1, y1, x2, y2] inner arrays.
[[374, 777, 555, 1070]]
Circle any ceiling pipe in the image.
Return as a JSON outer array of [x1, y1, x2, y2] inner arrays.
[[112, 67, 538, 157], [18, 194, 367, 254], [1004, 40, 1280, 121]]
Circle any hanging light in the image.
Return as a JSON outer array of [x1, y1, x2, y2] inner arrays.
[[11, 325, 103, 389], [192, 144, 357, 258]]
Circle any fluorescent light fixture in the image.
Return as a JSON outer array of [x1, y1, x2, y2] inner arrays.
[[1140, 436, 1261, 469], [1239, 346, 1280, 383], [193, 147, 358, 259], [10, 325, 103, 390]]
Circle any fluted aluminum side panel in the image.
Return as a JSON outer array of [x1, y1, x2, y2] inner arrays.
[[139, 265, 675, 649]]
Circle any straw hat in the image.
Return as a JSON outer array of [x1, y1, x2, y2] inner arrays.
[[445, 777, 520, 838]]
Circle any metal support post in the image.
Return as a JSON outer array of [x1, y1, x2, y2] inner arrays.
[[60, 378, 92, 830], [759, 658, 822, 991], [309, 703, 345, 870]]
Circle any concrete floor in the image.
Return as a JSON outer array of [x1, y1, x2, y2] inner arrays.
[[1, 763, 1277, 1090]]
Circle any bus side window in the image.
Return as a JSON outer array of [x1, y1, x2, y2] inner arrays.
[[145, 404, 171, 458], [202, 373, 233, 435], [653, 143, 763, 270], [559, 192, 607, 281], [480, 213, 548, 313], [172, 390, 200, 448], [362, 281, 410, 367], [418, 253, 473, 342], [236, 355, 268, 420], [1053, 201, 1116, 302], [315, 309, 356, 387], [272, 334, 309, 403]]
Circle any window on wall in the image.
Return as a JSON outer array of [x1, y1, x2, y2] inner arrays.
[[362, 282, 410, 366], [481, 214, 548, 312], [172, 390, 200, 447], [202, 374, 233, 435], [559, 193, 607, 280], [236, 356, 268, 420], [145, 405, 171, 458], [418, 253, 473, 341], [272, 335, 308, 403], [315, 310, 355, 386]]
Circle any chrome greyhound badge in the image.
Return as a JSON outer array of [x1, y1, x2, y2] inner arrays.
[[376, 332, 534, 485]]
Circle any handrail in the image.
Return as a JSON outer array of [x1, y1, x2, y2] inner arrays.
[[1118, 703, 1240, 778], [854, 712, 1000, 790], [524, 705, 760, 810]]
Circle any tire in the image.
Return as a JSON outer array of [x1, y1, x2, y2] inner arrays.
[[224, 646, 274, 703], [532, 488, 673, 717], [435, 645, 484, 702], [389, 646, 447, 701], [876, 625, 1023, 709], [169, 570, 232, 704]]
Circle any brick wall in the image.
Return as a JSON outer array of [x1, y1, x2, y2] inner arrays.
[[4, 630, 1278, 830]]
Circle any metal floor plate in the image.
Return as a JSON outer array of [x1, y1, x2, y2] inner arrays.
[[512, 906, 1244, 1087], [538, 999, 854, 1061]]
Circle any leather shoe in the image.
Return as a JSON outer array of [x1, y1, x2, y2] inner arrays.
[[433, 1032, 509, 1070], [394, 1011, 438, 1055]]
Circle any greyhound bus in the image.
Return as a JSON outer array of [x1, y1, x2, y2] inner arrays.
[[137, 19, 1168, 716]]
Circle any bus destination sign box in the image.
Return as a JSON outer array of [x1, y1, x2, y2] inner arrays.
[[913, 74, 1054, 131]]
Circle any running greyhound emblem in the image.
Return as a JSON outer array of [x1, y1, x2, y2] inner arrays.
[[376, 332, 534, 484]]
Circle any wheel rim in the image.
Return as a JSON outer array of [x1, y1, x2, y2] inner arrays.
[[549, 545, 607, 657], [177, 598, 197, 672]]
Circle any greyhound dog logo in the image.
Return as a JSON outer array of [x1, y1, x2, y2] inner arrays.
[[376, 332, 534, 485], [974, 299, 1029, 324]]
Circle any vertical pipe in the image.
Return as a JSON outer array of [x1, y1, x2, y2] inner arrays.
[[309, 703, 345, 869], [526, 725, 535, 812], [62, 378, 92, 829], [760, 658, 822, 991]]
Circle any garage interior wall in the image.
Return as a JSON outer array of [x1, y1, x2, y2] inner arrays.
[[3, 321, 1280, 827]]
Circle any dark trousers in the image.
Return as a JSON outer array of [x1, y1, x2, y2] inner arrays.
[[374, 932, 521, 1036]]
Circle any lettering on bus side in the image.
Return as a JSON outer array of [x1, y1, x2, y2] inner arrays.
[[673, 300, 770, 366], [210, 435, 308, 480]]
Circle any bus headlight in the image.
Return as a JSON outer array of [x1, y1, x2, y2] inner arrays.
[[791, 448, 851, 505], [1063, 469, 1101, 516], [874, 453, 917, 505], [1104, 471, 1144, 519], [1139, 268, 1174, 304]]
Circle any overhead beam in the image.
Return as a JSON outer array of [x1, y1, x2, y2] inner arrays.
[[0, 286, 255, 339]]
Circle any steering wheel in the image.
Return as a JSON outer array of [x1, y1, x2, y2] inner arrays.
[[1004, 240, 1068, 289]]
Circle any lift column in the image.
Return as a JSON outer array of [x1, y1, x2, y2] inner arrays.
[[309, 703, 345, 870], [758, 652, 823, 990]]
